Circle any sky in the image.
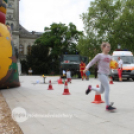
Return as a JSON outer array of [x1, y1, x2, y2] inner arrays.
[[19, 0, 93, 32]]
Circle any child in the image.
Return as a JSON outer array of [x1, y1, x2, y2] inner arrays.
[[62, 70, 66, 83], [83, 42, 116, 111], [66, 69, 71, 83], [63, 70, 66, 77]]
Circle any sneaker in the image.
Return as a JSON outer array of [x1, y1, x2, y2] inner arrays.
[[106, 105, 116, 111], [85, 85, 92, 95], [110, 102, 114, 106]]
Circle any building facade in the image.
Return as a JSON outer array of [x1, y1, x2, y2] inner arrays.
[[6, 0, 42, 60]]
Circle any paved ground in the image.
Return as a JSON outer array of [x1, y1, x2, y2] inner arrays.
[[1, 76, 134, 134]]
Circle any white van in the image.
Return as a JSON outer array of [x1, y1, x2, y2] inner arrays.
[[110, 51, 134, 81]]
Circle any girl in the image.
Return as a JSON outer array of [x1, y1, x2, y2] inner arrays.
[[83, 42, 116, 111]]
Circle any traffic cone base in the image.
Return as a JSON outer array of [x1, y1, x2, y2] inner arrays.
[[62, 81, 70, 95], [58, 82, 62, 84], [92, 101, 105, 103], [109, 77, 114, 84], [48, 86, 53, 90], [48, 80, 54, 90], [109, 81, 114, 84], [92, 95, 105, 104], [58, 78, 63, 84], [63, 89, 70, 95]]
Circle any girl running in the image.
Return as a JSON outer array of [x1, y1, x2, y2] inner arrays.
[[83, 42, 116, 111]]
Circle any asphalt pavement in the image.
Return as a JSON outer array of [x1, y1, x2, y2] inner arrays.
[[1, 76, 134, 134]]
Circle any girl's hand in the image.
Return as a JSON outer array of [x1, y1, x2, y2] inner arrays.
[[83, 69, 88, 74]]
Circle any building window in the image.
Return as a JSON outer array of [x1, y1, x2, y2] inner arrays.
[[9, 15, 11, 18], [19, 44, 24, 55], [27, 45, 31, 55], [11, 23, 14, 31], [6, 22, 10, 25], [8, 3, 12, 8]]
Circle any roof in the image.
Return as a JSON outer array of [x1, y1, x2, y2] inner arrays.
[[19, 24, 43, 39], [113, 51, 133, 56]]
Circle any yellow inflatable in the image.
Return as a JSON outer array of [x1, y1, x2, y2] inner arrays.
[[109, 60, 118, 69], [0, 0, 7, 14], [0, 0, 20, 89], [0, 38, 12, 80], [0, 23, 11, 79], [0, 23, 20, 89], [0, 23, 11, 38]]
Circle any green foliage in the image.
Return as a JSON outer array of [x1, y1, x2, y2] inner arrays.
[[111, 0, 134, 52], [78, 0, 134, 59], [35, 23, 82, 57], [20, 60, 28, 74], [26, 23, 82, 74], [26, 44, 51, 74], [77, 33, 101, 60]]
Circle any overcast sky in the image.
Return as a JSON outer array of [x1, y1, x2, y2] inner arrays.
[[19, 0, 93, 32]]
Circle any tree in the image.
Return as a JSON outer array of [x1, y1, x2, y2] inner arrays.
[[27, 22, 82, 74], [81, 0, 121, 50], [77, 32, 101, 59], [40, 23, 83, 56], [78, 0, 134, 58], [26, 44, 51, 74], [110, 0, 134, 52]]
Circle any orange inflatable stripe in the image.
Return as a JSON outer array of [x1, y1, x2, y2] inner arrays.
[[123, 67, 134, 70]]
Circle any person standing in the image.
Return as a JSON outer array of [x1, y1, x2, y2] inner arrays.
[[63, 70, 66, 76], [79, 61, 87, 80], [28, 67, 33, 75], [118, 57, 123, 81], [62, 70, 66, 83], [66, 69, 71, 83], [83, 42, 116, 111]]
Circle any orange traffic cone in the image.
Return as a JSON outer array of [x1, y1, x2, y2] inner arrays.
[[63, 81, 70, 95], [58, 78, 63, 84], [109, 77, 114, 84], [48, 80, 53, 90], [92, 85, 104, 104]]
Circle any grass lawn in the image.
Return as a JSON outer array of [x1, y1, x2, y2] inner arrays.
[[72, 74, 95, 78], [89, 74, 95, 78]]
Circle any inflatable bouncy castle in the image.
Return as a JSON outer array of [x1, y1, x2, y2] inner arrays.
[[0, 0, 20, 89]]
